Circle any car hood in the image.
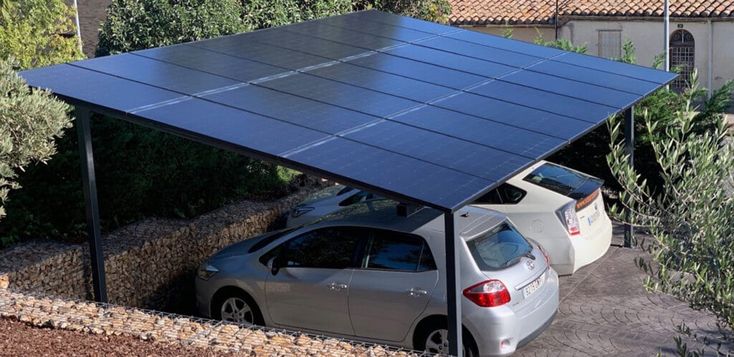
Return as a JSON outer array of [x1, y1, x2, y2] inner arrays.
[[211, 233, 271, 260]]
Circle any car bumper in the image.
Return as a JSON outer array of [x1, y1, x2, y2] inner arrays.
[[570, 215, 613, 273], [469, 269, 560, 357]]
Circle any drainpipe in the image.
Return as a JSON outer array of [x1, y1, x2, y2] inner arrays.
[[708, 20, 714, 98], [664, 0, 670, 71], [554, 0, 559, 40], [73, 0, 83, 55]]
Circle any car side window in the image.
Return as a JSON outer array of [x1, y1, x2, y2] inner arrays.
[[474, 184, 526, 205], [280, 227, 365, 269], [363, 230, 436, 272]]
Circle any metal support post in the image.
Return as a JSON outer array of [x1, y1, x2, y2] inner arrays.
[[76, 107, 108, 302], [444, 212, 462, 355], [623, 107, 635, 248]]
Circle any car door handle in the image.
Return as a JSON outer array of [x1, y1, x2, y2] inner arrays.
[[409, 288, 428, 297], [328, 282, 348, 291]]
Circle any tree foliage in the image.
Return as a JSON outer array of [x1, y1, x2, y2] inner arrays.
[[607, 78, 734, 333], [96, 0, 249, 56], [242, 0, 353, 29], [354, 0, 451, 23], [0, 59, 72, 220], [0, 0, 83, 69]]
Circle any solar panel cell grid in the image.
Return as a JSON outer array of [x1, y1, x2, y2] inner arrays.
[[19, 10, 675, 210]]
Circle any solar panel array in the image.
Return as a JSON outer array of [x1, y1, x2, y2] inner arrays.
[[20, 10, 675, 211]]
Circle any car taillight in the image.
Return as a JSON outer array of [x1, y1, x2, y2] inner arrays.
[[556, 201, 580, 236], [575, 188, 600, 211], [463, 280, 511, 307]]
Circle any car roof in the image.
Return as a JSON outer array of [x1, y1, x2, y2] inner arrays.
[[315, 199, 507, 238]]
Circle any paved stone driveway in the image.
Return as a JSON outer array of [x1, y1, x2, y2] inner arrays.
[[518, 225, 732, 356]]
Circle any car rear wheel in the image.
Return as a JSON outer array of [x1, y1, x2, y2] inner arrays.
[[415, 325, 478, 357]]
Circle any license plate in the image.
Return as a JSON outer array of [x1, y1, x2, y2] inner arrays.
[[523, 272, 544, 298]]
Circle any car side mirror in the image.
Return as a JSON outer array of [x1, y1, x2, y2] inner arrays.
[[269, 256, 282, 276]]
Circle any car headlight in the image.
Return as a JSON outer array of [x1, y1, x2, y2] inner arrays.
[[291, 205, 314, 218], [197, 264, 219, 280]]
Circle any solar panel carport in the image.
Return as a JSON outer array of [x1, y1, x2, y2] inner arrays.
[[20, 10, 675, 355]]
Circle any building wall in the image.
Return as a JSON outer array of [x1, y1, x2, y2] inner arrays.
[[463, 19, 734, 94]]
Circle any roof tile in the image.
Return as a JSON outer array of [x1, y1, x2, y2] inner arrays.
[[450, 0, 734, 24]]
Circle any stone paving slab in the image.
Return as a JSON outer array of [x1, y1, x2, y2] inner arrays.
[[517, 225, 732, 356]]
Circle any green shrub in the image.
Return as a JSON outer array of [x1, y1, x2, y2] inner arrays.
[[354, 0, 451, 22], [0, 117, 298, 245], [0, 58, 72, 223], [0, 0, 83, 69], [242, 0, 353, 29], [96, 0, 249, 56]]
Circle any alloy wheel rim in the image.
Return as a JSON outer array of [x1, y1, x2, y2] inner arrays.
[[425, 329, 467, 356], [220, 297, 254, 324]]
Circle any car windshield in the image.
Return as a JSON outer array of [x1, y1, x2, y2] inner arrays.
[[466, 222, 532, 270], [299, 185, 353, 206], [523, 162, 591, 196]]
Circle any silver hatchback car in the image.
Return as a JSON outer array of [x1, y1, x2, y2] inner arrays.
[[196, 201, 559, 356]]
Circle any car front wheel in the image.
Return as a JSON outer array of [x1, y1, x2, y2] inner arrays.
[[212, 289, 264, 326]]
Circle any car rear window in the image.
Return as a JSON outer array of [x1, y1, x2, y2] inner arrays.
[[466, 223, 532, 271], [523, 162, 599, 198]]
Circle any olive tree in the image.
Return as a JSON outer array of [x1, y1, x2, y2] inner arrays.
[[0, 59, 73, 219], [607, 74, 734, 351]]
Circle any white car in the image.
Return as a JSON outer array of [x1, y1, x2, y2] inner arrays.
[[472, 161, 612, 275], [285, 161, 612, 275]]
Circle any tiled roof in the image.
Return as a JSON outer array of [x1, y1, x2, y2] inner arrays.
[[449, 0, 734, 25]]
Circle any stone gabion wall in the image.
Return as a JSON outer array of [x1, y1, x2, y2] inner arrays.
[[0, 183, 324, 310], [0, 289, 419, 356]]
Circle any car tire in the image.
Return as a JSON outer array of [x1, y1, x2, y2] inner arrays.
[[414, 321, 479, 357], [211, 288, 264, 326]]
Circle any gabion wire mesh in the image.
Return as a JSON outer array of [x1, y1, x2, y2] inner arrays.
[[0, 287, 439, 356]]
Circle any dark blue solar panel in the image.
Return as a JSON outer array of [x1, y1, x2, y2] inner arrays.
[[202, 84, 378, 134], [443, 30, 565, 59], [343, 120, 532, 181], [345, 53, 486, 89], [555, 51, 675, 84], [391, 106, 566, 158], [468, 81, 618, 121], [344, 10, 451, 35], [256, 73, 418, 117], [384, 45, 517, 78], [19, 10, 675, 211], [499, 70, 640, 109], [21, 64, 182, 112], [135, 46, 286, 83], [305, 63, 453, 102], [244, 28, 373, 58], [433, 92, 595, 140], [191, 38, 328, 70], [287, 20, 432, 45], [136, 97, 330, 155], [285, 137, 494, 209], [416, 36, 543, 68], [526, 60, 660, 96], [71, 54, 241, 95]]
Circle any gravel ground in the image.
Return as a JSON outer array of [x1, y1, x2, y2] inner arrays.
[[0, 318, 230, 357]]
